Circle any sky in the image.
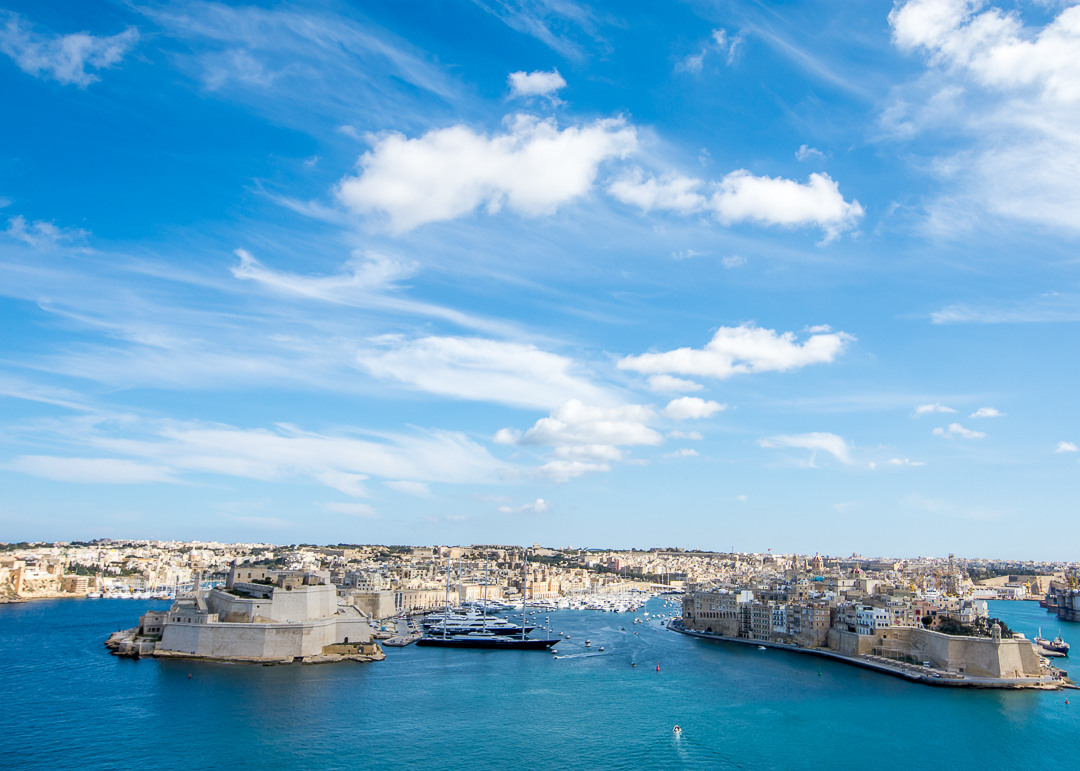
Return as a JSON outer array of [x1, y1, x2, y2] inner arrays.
[[1, 0, 1079, 558]]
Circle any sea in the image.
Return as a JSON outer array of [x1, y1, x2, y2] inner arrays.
[[2, 596, 1078, 770]]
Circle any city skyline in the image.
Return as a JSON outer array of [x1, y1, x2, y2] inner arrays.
[[2, 1, 1079, 558]]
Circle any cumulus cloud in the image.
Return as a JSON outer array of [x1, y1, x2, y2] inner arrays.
[[932, 422, 987, 439], [514, 400, 662, 448], [757, 432, 853, 465], [359, 335, 613, 410], [970, 406, 1004, 418], [646, 374, 703, 393], [0, 13, 138, 87], [662, 396, 727, 420], [508, 69, 566, 97], [619, 323, 852, 379], [887, 0, 1080, 233], [497, 400, 666, 481], [498, 498, 549, 514], [1054, 441, 1078, 453], [337, 114, 637, 231], [664, 448, 699, 458], [914, 402, 956, 415], [609, 168, 863, 241]]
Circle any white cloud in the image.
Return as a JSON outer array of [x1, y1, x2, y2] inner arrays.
[[514, 401, 662, 448], [508, 69, 566, 97], [710, 171, 864, 241], [667, 430, 704, 440], [677, 27, 743, 73], [662, 396, 727, 420], [1054, 441, 1078, 453], [5, 456, 175, 484], [757, 432, 853, 465], [664, 448, 699, 458], [498, 498, 549, 514], [0, 13, 138, 87], [337, 114, 637, 231], [619, 323, 852, 379], [914, 402, 956, 415], [552, 444, 624, 462], [887, 0, 1080, 233], [646, 374, 703, 393], [608, 170, 706, 214], [498, 400, 666, 481], [384, 480, 432, 497], [932, 422, 987, 440], [533, 459, 611, 482], [796, 144, 826, 161], [720, 255, 746, 269], [359, 335, 613, 410], [886, 457, 926, 467], [609, 169, 863, 240], [969, 406, 1004, 418], [6, 215, 86, 248], [13, 418, 505, 493], [232, 249, 414, 298], [321, 501, 378, 518]]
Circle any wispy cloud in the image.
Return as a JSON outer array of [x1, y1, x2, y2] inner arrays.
[[932, 422, 986, 440], [913, 402, 956, 416], [0, 12, 138, 87], [757, 432, 853, 466], [498, 498, 548, 514], [1054, 441, 1078, 453], [970, 407, 1004, 419], [5, 215, 87, 248]]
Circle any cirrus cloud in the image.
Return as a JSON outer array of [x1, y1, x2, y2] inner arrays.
[[757, 432, 853, 465]]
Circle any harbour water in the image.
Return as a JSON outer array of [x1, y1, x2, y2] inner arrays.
[[2, 597, 1078, 770]]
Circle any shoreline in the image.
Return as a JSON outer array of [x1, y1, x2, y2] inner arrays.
[[671, 624, 1073, 690]]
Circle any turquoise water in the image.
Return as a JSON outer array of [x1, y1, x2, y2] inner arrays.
[[2, 597, 1077, 770]]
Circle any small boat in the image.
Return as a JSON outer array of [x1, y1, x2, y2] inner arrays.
[[585, 639, 591, 647], [673, 725, 682, 734], [1034, 631, 1070, 655], [757, 645, 766, 651]]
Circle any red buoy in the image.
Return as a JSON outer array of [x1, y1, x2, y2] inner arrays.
[[656, 662, 660, 672]]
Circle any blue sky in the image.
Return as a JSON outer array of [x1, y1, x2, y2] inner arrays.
[[2, 0, 1079, 557]]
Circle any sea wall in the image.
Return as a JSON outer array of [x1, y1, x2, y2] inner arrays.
[[880, 628, 1041, 677], [159, 615, 372, 660]]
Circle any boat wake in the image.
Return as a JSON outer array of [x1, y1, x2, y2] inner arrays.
[[553, 651, 609, 660]]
